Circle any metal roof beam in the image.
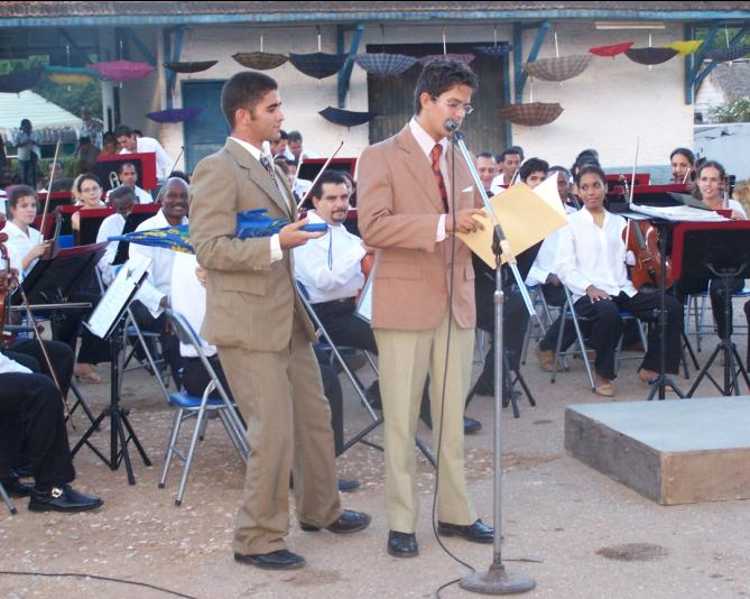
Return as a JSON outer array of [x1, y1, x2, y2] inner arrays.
[[337, 23, 364, 109], [513, 20, 551, 104]]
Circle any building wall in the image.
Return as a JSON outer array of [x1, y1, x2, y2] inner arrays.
[[154, 21, 692, 173], [695, 77, 727, 123]]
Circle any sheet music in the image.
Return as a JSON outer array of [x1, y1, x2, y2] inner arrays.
[[86, 254, 151, 338], [631, 203, 728, 222], [355, 276, 372, 323]]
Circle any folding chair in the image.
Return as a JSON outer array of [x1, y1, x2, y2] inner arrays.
[[521, 284, 556, 365], [0, 481, 17, 515], [295, 282, 435, 466], [551, 286, 647, 390], [158, 309, 248, 506]]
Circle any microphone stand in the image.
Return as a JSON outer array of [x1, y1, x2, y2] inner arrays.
[[451, 130, 536, 595]]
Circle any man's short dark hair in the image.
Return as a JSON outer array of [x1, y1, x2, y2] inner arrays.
[[288, 130, 302, 143], [117, 162, 137, 175], [6, 184, 36, 213], [500, 146, 524, 162], [310, 170, 349, 201], [413, 59, 479, 115], [114, 125, 132, 138], [477, 152, 496, 161], [670, 147, 695, 165], [132, 129, 143, 137], [221, 72, 278, 130], [519, 158, 549, 182], [108, 184, 137, 206]]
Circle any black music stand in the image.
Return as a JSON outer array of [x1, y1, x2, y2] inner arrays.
[[677, 225, 750, 396], [72, 258, 153, 484]]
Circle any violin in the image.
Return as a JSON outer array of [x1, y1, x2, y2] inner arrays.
[[622, 219, 675, 291]]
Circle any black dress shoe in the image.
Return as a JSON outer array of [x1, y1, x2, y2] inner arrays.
[[387, 530, 418, 557], [464, 416, 482, 435], [337, 478, 360, 493], [437, 519, 494, 544], [1, 477, 32, 498], [28, 484, 103, 513], [234, 549, 305, 570], [300, 509, 371, 534]]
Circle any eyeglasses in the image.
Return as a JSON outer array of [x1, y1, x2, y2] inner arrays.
[[433, 97, 474, 115], [81, 185, 100, 193]]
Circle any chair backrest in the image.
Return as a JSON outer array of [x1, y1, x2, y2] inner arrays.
[[164, 308, 233, 406]]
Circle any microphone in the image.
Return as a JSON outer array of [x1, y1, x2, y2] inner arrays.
[[444, 118, 459, 133]]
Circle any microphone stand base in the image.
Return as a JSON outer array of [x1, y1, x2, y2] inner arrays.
[[460, 563, 536, 595]]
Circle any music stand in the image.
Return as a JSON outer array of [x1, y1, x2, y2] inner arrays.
[[71, 255, 154, 484], [672, 222, 750, 396]]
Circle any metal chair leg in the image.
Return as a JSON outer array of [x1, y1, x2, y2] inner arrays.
[[0, 481, 17, 515], [159, 408, 184, 489]]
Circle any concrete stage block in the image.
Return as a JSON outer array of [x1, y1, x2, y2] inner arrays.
[[565, 397, 750, 505]]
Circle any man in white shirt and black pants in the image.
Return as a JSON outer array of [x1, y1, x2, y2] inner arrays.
[[116, 125, 173, 182]]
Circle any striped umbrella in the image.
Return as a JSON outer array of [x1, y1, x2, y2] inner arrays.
[[419, 53, 476, 66], [164, 60, 218, 74], [232, 52, 288, 70], [524, 55, 592, 82], [354, 53, 418, 77], [498, 102, 563, 127]]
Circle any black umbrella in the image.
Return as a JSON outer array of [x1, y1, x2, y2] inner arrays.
[[474, 44, 512, 57], [625, 47, 678, 66], [289, 52, 347, 79], [319, 107, 376, 127], [0, 68, 43, 93], [354, 53, 418, 77], [164, 61, 218, 74], [705, 45, 750, 63], [147, 107, 203, 123]]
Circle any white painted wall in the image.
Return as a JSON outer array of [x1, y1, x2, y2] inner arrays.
[[695, 76, 727, 123], [149, 21, 693, 174]]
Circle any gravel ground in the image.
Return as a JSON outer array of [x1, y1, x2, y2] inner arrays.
[[1, 319, 749, 599]]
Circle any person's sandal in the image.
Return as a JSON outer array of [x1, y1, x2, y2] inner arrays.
[[595, 382, 615, 397]]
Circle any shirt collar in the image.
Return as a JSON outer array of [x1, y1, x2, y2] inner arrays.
[[409, 117, 448, 159], [308, 210, 344, 229], [229, 136, 264, 163]]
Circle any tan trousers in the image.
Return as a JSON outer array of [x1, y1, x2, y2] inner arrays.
[[219, 319, 341, 555], [374, 315, 477, 533]]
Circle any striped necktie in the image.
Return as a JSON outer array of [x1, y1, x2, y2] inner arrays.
[[430, 144, 449, 213]]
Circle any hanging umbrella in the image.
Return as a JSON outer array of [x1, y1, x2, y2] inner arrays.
[[232, 51, 288, 70], [589, 41, 634, 58], [666, 40, 703, 56], [474, 44, 512, 57], [163, 60, 218, 74], [354, 53, 417, 77], [44, 66, 97, 86], [89, 60, 154, 82], [498, 102, 563, 127], [418, 53, 476, 66], [319, 107, 376, 127], [0, 68, 44, 94], [288, 52, 347, 79], [705, 45, 750, 63], [524, 54, 592, 82], [147, 107, 203, 123], [624, 47, 678, 66]]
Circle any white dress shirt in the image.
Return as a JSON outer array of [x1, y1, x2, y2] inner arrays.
[[128, 209, 188, 317], [556, 208, 637, 302], [0, 352, 32, 375], [490, 172, 510, 195], [95, 212, 127, 287], [293, 211, 366, 303], [120, 136, 172, 181], [107, 185, 152, 204], [228, 136, 283, 263], [526, 204, 578, 287], [170, 252, 217, 358], [408, 117, 449, 241], [3, 220, 43, 280]]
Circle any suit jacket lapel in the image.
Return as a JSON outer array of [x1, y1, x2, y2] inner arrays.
[[225, 139, 291, 218], [396, 126, 445, 214]]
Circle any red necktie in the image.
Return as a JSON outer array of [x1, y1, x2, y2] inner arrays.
[[430, 144, 449, 213]]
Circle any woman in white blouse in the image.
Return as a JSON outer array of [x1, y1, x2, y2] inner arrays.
[[3, 185, 51, 278], [555, 164, 683, 397], [71, 173, 106, 233]]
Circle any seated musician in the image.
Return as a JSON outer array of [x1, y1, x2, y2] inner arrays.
[[676, 160, 747, 341], [548, 166, 580, 210], [293, 171, 479, 433], [0, 266, 101, 513], [521, 162, 581, 372], [127, 177, 189, 386], [108, 162, 154, 204], [170, 251, 358, 489], [556, 164, 684, 397], [71, 173, 106, 233], [670, 147, 695, 185], [490, 146, 523, 193], [3, 185, 103, 383], [96, 185, 137, 287]]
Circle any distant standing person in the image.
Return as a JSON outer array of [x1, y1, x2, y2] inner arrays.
[[115, 125, 172, 182], [14, 119, 40, 189], [287, 130, 311, 163], [79, 109, 104, 149]]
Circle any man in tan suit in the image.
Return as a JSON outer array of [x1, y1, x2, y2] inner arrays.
[[357, 59, 495, 557], [189, 72, 370, 571]]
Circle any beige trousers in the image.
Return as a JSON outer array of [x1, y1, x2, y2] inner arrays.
[[219, 319, 341, 555], [374, 315, 477, 533]]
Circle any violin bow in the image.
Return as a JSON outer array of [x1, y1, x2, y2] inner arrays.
[[624, 137, 640, 244], [39, 138, 62, 240], [295, 140, 344, 213], [291, 154, 305, 190]]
